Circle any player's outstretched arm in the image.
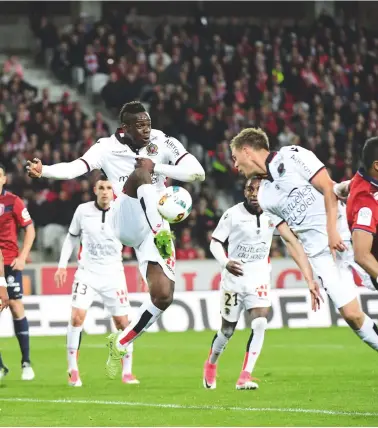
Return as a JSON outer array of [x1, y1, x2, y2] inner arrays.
[[26, 158, 89, 180], [0, 249, 9, 311], [153, 153, 205, 182], [278, 222, 323, 311]]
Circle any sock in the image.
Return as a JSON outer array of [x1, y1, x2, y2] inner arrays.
[[208, 331, 229, 364], [13, 317, 30, 365], [121, 342, 134, 376], [67, 324, 83, 371], [241, 317, 267, 374], [0, 352, 4, 368], [117, 299, 163, 349], [137, 184, 164, 234], [355, 315, 378, 351]]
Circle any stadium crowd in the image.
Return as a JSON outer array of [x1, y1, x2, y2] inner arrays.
[[1, 11, 378, 260]]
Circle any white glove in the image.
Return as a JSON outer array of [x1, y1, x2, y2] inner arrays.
[[333, 180, 351, 202]]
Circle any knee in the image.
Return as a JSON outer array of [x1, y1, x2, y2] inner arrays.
[[221, 325, 235, 339], [151, 287, 174, 311], [251, 317, 268, 332], [71, 312, 85, 327], [343, 310, 365, 330]]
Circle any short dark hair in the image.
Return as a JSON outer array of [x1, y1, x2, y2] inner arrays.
[[362, 137, 378, 170], [0, 162, 5, 174], [96, 174, 109, 183], [119, 101, 146, 124]]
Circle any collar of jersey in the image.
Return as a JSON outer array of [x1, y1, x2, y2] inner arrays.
[[0, 189, 5, 196], [95, 201, 110, 212], [265, 151, 277, 182], [357, 168, 378, 188]]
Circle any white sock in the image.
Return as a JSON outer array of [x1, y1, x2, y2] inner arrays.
[[355, 315, 378, 351], [242, 317, 267, 373], [117, 299, 163, 350], [208, 331, 229, 364], [67, 324, 83, 371], [137, 184, 164, 234], [122, 342, 134, 376]]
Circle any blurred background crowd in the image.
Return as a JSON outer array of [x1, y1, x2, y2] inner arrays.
[[1, 2, 377, 261]]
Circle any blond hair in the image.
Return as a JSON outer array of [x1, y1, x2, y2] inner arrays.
[[230, 127, 270, 151]]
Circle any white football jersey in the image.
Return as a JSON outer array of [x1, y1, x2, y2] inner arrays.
[[69, 201, 123, 274], [212, 202, 275, 292], [258, 145, 351, 258], [80, 129, 188, 196]]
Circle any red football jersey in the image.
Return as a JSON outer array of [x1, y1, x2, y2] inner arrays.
[[0, 190, 33, 264], [346, 170, 378, 260]]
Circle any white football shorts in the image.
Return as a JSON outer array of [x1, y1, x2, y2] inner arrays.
[[309, 243, 357, 309], [220, 281, 271, 323], [72, 268, 130, 317], [112, 193, 175, 283]]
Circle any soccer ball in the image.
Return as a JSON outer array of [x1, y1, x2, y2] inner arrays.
[[157, 186, 192, 224]]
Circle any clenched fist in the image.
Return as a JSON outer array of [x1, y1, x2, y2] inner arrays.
[[26, 158, 43, 178]]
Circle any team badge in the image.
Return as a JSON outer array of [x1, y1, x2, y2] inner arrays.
[[277, 163, 285, 177], [146, 143, 158, 156], [0, 204, 4, 216], [7, 275, 14, 285]]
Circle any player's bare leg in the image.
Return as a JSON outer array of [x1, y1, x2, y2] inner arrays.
[[67, 308, 86, 387], [106, 263, 174, 379], [9, 299, 34, 381], [339, 298, 378, 351], [112, 315, 139, 384], [236, 307, 269, 390], [123, 167, 174, 259], [203, 318, 237, 389]]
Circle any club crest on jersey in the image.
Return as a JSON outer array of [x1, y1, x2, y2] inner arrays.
[[277, 163, 286, 177], [0, 204, 4, 216], [146, 143, 158, 156]]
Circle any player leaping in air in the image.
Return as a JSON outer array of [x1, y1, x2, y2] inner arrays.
[[27, 101, 205, 379], [230, 128, 378, 353]]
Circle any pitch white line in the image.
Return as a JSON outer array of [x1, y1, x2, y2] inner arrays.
[[0, 398, 376, 417]]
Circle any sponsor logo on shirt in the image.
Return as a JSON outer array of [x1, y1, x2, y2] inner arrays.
[[0, 204, 4, 216], [236, 242, 269, 262], [22, 208, 31, 221], [290, 154, 312, 176], [356, 207, 372, 226], [282, 185, 316, 226], [165, 139, 180, 158]]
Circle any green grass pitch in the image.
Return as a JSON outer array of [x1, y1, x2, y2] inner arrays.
[[0, 327, 377, 426]]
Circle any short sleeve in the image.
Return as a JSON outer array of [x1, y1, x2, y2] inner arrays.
[[80, 141, 104, 171], [13, 197, 32, 228], [212, 210, 232, 243], [68, 206, 82, 237], [163, 136, 188, 165], [351, 195, 378, 235], [289, 146, 325, 182], [263, 208, 285, 228]]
